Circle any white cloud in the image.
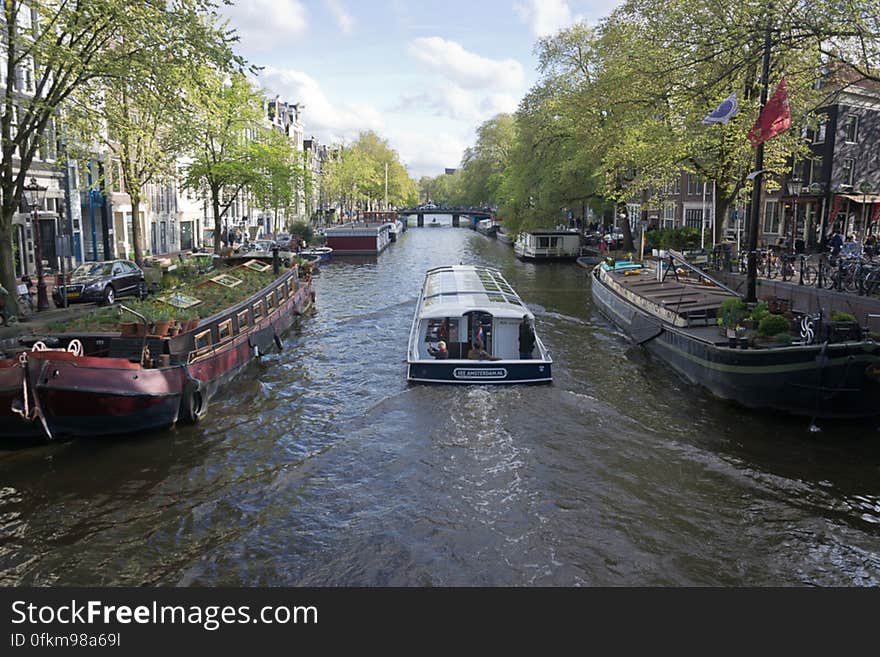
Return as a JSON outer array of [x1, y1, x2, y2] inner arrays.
[[393, 85, 518, 123], [514, 0, 577, 37], [408, 37, 525, 92], [391, 130, 469, 178], [220, 0, 308, 51], [324, 0, 355, 35], [256, 66, 384, 144]]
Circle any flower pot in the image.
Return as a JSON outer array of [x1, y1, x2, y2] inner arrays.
[[186, 318, 200, 332], [119, 321, 139, 337], [151, 319, 172, 337]]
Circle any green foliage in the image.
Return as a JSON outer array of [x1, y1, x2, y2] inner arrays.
[[323, 131, 417, 214], [749, 302, 770, 323], [719, 297, 747, 329], [288, 221, 314, 245], [773, 333, 793, 345], [646, 228, 701, 251], [831, 312, 857, 323], [758, 314, 790, 337]]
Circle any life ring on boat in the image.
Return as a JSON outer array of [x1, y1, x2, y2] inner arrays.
[[66, 339, 83, 357], [179, 377, 208, 424], [31, 341, 47, 351]]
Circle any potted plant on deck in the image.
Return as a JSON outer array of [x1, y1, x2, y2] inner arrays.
[[717, 297, 747, 346], [828, 312, 862, 342]]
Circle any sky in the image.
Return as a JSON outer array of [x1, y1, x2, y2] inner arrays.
[[218, 0, 623, 178]]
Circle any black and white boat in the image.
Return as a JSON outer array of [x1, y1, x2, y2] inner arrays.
[[496, 226, 514, 245], [590, 251, 880, 419], [407, 265, 552, 384]]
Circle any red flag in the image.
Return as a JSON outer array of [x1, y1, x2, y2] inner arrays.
[[747, 78, 791, 147]]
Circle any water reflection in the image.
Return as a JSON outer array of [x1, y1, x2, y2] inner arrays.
[[1, 227, 879, 585]]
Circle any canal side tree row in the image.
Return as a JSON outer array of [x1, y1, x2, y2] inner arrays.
[[423, 0, 880, 249]]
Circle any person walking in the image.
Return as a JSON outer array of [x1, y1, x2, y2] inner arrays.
[[518, 315, 536, 360]]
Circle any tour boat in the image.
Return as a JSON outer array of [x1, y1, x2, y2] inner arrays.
[[407, 265, 552, 384], [299, 246, 333, 262], [590, 251, 880, 419], [514, 229, 582, 261], [475, 218, 498, 237], [0, 264, 315, 441]]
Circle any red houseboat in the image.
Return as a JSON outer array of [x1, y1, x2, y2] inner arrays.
[[0, 264, 315, 441]]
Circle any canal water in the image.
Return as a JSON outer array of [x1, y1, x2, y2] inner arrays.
[[2, 227, 880, 586]]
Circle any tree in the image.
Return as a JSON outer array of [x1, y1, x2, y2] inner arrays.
[[250, 128, 303, 234], [63, 11, 238, 265], [181, 70, 264, 254], [0, 0, 228, 312]]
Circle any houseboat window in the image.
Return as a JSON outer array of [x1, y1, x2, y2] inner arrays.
[[237, 309, 249, 329], [194, 329, 212, 350], [253, 301, 264, 320], [266, 292, 276, 312], [425, 318, 459, 342], [279, 282, 288, 299], [218, 319, 232, 341]]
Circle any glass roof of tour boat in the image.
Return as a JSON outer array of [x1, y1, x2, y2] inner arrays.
[[419, 265, 530, 319]]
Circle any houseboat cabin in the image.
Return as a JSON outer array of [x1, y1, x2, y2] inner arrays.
[[514, 229, 581, 261], [407, 265, 552, 384]]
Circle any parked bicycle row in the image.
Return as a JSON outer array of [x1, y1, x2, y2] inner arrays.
[[720, 248, 880, 296]]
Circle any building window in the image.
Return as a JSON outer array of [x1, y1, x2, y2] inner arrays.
[[813, 119, 827, 144], [844, 115, 859, 143], [687, 175, 702, 196], [763, 200, 780, 234], [808, 157, 823, 186], [663, 203, 676, 229], [841, 158, 855, 186], [684, 208, 703, 229]]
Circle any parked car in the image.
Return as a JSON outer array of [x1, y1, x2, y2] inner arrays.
[[604, 230, 625, 248], [275, 233, 293, 248], [241, 240, 294, 266], [53, 260, 147, 307]]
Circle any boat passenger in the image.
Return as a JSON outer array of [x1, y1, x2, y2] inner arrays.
[[467, 340, 500, 361], [428, 341, 449, 359], [519, 315, 536, 359]]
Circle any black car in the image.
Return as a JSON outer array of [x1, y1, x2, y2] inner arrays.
[[53, 260, 147, 307]]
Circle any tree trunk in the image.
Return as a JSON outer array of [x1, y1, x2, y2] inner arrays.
[[0, 218, 19, 316], [130, 194, 144, 265], [713, 196, 730, 246], [212, 192, 223, 254]]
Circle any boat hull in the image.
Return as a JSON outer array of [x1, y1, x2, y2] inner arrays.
[[590, 267, 880, 419], [1, 274, 315, 441], [407, 360, 552, 384]]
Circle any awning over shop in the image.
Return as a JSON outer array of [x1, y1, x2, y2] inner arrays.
[[837, 193, 880, 204]]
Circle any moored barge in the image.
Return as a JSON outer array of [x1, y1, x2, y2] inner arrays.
[[590, 252, 880, 419], [0, 263, 315, 440]]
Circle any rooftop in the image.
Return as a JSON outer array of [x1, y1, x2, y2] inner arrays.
[[418, 265, 531, 319]]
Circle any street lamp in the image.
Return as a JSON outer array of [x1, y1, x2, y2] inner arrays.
[[23, 177, 49, 311], [786, 178, 801, 254], [859, 181, 873, 239]]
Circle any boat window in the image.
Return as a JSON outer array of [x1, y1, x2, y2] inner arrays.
[[253, 301, 264, 320], [194, 329, 212, 350], [237, 309, 249, 330], [218, 319, 232, 341], [266, 292, 276, 312], [425, 318, 459, 342]]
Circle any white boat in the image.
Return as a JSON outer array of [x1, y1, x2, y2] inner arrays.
[[388, 219, 404, 242], [496, 226, 514, 245], [475, 218, 497, 237], [514, 229, 581, 261], [299, 246, 333, 262], [406, 265, 552, 384]]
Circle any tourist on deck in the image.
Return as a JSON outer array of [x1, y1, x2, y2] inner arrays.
[[468, 340, 500, 361], [519, 315, 536, 360], [428, 341, 449, 359]]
